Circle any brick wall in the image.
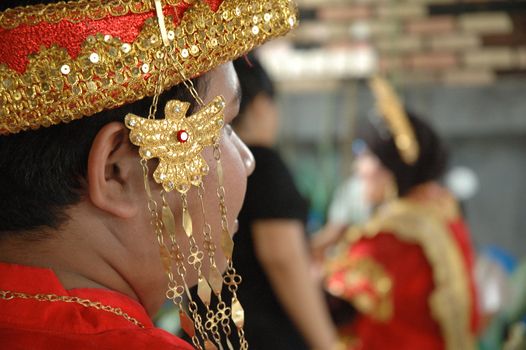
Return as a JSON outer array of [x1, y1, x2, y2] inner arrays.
[[278, 1, 526, 84]]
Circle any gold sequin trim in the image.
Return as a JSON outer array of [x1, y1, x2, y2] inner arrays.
[[0, 0, 298, 134]]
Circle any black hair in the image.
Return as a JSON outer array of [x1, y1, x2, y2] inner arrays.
[[232, 54, 275, 126], [0, 1, 204, 234], [0, 83, 200, 234], [358, 112, 449, 197]]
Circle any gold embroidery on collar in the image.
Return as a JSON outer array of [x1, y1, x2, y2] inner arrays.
[[326, 256, 393, 322], [354, 200, 475, 350]]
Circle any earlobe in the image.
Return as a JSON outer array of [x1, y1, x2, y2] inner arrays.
[[87, 122, 139, 218]]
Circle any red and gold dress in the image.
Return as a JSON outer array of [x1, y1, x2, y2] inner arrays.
[[0, 262, 193, 350], [325, 195, 480, 350]]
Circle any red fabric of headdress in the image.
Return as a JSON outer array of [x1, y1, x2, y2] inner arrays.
[[0, 1, 223, 74]]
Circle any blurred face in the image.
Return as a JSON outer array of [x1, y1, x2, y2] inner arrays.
[[254, 93, 280, 144], [239, 92, 279, 146], [355, 152, 395, 206], [129, 63, 254, 313]]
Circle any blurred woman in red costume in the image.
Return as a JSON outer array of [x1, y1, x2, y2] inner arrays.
[[324, 77, 480, 350]]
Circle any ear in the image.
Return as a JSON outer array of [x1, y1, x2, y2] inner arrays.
[[87, 122, 140, 218]]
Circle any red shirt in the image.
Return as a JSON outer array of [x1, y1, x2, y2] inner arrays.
[[0, 262, 193, 350]]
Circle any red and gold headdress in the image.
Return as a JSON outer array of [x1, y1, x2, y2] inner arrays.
[[0, 0, 297, 134], [0, 1, 298, 348]]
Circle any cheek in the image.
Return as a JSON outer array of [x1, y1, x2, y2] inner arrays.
[[364, 178, 381, 203], [358, 167, 385, 203], [358, 166, 376, 190], [122, 174, 171, 305]]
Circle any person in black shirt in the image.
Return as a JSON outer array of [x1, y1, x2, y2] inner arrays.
[[230, 55, 338, 350]]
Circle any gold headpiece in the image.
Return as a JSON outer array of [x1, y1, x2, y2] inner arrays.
[[369, 76, 420, 165], [0, 1, 298, 349], [0, 0, 297, 134]]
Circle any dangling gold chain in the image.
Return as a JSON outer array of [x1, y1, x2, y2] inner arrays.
[[130, 3, 248, 349], [213, 143, 249, 350], [0, 290, 144, 328], [141, 159, 209, 350], [171, 191, 215, 350], [197, 184, 226, 349]]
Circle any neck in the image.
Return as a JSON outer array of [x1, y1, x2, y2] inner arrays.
[[406, 182, 449, 202], [0, 208, 138, 301]]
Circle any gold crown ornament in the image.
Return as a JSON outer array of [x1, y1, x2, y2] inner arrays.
[[369, 76, 420, 165], [0, 1, 299, 349]]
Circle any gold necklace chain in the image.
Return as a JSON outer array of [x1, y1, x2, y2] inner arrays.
[[0, 290, 145, 328]]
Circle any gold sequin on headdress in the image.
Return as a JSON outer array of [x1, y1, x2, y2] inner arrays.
[[369, 76, 420, 165], [0, 0, 298, 134]]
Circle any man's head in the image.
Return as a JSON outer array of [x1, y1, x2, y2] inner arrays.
[[0, 60, 253, 314], [81, 63, 253, 313], [0, 0, 295, 321]]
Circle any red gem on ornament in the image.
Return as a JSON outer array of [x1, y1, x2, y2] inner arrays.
[[177, 130, 189, 143]]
